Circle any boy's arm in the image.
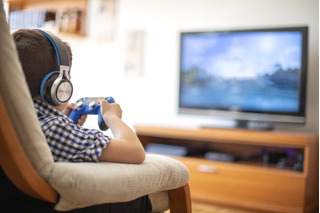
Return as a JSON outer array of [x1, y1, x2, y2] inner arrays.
[[97, 99, 145, 164]]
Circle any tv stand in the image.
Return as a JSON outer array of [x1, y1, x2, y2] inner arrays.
[[235, 120, 274, 130], [134, 125, 319, 213]]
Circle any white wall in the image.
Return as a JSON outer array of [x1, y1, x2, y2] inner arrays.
[[64, 0, 319, 132]]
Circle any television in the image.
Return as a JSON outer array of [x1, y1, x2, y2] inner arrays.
[[178, 26, 308, 130]]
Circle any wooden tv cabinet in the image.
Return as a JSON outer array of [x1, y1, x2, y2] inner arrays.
[[134, 125, 319, 213]]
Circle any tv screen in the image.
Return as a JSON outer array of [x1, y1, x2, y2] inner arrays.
[[179, 27, 308, 128]]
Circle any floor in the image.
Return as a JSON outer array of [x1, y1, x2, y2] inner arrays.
[[191, 202, 260, 213], [165, 202, 267, 213], [165, 202, 319, 213]]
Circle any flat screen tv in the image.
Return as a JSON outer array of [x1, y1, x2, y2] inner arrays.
[[178, 26, 308, 130]]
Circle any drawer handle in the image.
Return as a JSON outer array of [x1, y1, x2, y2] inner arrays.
[[198, 165, 217, 173]]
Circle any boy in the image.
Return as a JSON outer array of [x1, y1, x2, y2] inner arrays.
[[12, 29, 145, 164]]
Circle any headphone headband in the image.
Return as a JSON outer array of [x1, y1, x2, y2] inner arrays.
[[36, 30, 70, 67]]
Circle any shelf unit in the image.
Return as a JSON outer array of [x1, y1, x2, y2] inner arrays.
[[7, 0, 87, 35], [134, 125, 319, 213]]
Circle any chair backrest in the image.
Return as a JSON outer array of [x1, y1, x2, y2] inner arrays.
[[0, 0, 57, 203]]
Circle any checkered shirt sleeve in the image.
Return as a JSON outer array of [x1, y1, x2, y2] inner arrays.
[[34, 100, 110, 162]]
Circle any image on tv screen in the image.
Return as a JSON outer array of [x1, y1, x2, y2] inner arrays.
[[180, 30, 303, 113]]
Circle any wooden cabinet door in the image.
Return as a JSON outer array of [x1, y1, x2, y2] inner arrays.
[[178, 157, 305, 213]]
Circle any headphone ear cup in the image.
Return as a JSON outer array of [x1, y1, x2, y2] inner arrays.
[[40, 71, 59, 105], [40, 71, 73, 106], [55, 78, 73, 104]]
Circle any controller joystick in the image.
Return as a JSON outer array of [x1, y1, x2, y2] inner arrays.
[[69, 97, 115, 131]]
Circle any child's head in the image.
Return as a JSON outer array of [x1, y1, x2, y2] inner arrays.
[[12, 29, 72, 99]]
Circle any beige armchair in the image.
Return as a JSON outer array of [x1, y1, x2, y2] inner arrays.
[[0, 0, 191, 212]]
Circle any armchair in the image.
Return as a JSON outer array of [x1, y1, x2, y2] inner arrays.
[[0, 1, 191, 212]]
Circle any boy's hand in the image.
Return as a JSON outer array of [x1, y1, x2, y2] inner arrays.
[[63, 103, 87, 126], [98, 98, 122, 122], [76, 114, 87, 126]]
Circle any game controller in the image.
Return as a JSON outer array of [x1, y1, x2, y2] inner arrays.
[[69, 97, 115, 131]]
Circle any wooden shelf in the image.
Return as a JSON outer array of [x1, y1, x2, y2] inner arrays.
[[134, 125, 319, 213], [7, 0, 87, 35], [135, 125, 315, 147]]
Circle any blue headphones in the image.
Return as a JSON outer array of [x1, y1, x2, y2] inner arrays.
[[38, 30, 73, 106]]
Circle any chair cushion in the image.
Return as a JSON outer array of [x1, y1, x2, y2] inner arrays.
[[49, 154, 189, 211]]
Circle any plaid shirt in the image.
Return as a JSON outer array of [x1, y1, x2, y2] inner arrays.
[[34, 100, 110, 162]]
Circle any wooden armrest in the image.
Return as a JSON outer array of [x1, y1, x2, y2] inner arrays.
[[168, 183, 192, 213]]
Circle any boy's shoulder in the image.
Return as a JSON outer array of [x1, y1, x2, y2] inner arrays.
[[33, 100, 76, 133], [33, 100, 72, 126], [34, 100, 61, 117]]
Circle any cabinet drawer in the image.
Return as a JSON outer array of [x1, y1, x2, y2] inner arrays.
[[178, 157, 305, 212]]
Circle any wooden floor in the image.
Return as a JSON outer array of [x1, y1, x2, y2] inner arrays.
[[165, 202, 268, 213], [191, 203, 261, 213], [165, 202, 319, 213]]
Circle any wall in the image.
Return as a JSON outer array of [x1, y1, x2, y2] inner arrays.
[[66, 0, 319, 132]]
